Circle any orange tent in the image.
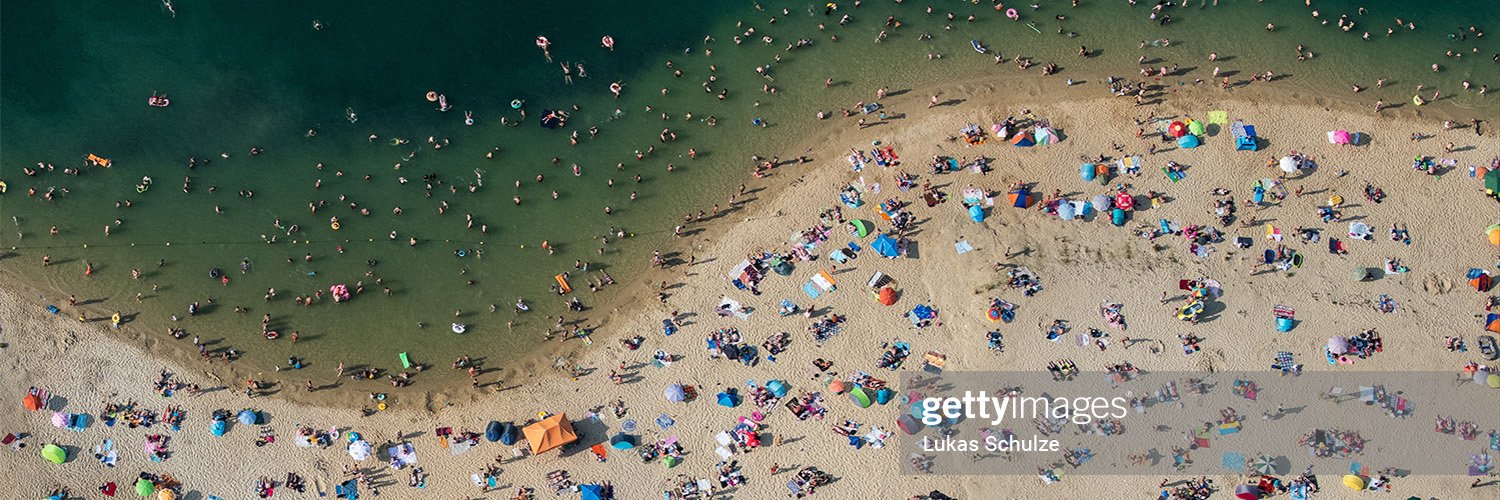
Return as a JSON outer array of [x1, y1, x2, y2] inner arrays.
[[22, 394, 42, 411], [523, 414, 578, 455]]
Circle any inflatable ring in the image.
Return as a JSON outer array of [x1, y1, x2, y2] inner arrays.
[[331, 222, 340, 231], [455, 249, 467, 258], [425, 91, 438, 102], [0, 180, 6, 193], [451, 323, 467, 334], [511, 99, 523, 109], [1006, 8, 1019, 20], [209, 268, 223, 279], [265, 331, 280, 340]]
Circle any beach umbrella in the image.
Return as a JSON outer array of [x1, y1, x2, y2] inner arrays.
[[876, 287, 898, 306], [51, 411, 70, 428], [237, 409, 258, 425], [1487, 224, 1500, 246], [581, 484, 605, 500], [871, 234, 899, 257], [1342, 475, 1365, 491], [1115, 193, 1135, 210], [211, 418, 227, 437], [1249, 455, 1277, 474], [828, 380, 847, 394], [1110, 208, 1126, 226], [1057, 201, 1076, 220], [40, 443, 65, 464], [1091, 194, 1111, 211], [663, 383, 687, 403], [1080, 163, 1096, 181], [968, 205, 985, 222], [135, 478, 155, 496], [1484, 171, 1500, 196], [23, 394, 42, 411], [1009, 134, 1034, 147], [347, 439, 372, 461], [158, 489, 174, 500], [848, 220, 873, 238], [1351, 267, 1375, 281], [1489, 374, 1500, 389], [1334, 130, 1351, 144], [1188, 120, 1206, 136], [876, 388, 895, 404], [1234, 484, 1262, 500], [1177, 134, 1200, 148], [1474, 369, 1490, 385], [1328, 336, 1350, 355], [1168, 121, 1187, 138], [1279, 156, 1299, 174], [717, 391, 740, 407]]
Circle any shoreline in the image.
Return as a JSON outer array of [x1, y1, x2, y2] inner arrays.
[[3, 71, 1490, 413]]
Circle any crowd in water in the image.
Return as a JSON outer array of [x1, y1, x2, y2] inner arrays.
[[5, 0, 1492, 397]]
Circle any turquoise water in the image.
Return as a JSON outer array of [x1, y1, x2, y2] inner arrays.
[[2, 0, 1494, 387]]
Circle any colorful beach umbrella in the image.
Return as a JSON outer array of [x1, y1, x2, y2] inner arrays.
[[135, 478, 155, 496], [1168, 121, 1187, 137], [663, 383, 687, 402]]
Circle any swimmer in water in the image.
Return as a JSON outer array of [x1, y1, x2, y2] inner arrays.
[[464, 111, 474, 125]]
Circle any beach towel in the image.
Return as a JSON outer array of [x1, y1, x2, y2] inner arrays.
[[655, 414, 675, 430], [802, 281, 822, 298], [449, 438, 474, 456], [812, 270, 837, 291], [1207, 111, 1228, 125], [954, 240, 974, 254], [1221, 452, 1246, 472]]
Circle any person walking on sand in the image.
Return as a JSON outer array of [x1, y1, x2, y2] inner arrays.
[[929, 95, 939, 107]]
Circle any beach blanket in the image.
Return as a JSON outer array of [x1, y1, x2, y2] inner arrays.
[[449, 438, 474, 456], [954, 240, 974, 254], [1221, 452, 1246, 472], [1207, 110, 1228, 125], [388, 442, 418, 468]]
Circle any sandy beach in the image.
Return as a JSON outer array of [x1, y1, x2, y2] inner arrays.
[[5, 70, 1499, 500]]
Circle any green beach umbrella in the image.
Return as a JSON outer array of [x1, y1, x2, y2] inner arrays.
[[849, 220, 873, 238], [136, 477, 155, 496], [1248, 455, 1277, 474], [1188, 120, 1206, 136], [40, 443, 65, 464]]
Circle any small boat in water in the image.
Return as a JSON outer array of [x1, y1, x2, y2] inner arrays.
[[148, 93, 170, 107], [971, 40, 987, 54]]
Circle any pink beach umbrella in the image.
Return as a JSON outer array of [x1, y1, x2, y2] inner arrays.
[[51, 411, 70, 428]]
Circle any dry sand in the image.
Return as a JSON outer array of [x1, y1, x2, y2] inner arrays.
[[3, 81, 1498, 499]]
